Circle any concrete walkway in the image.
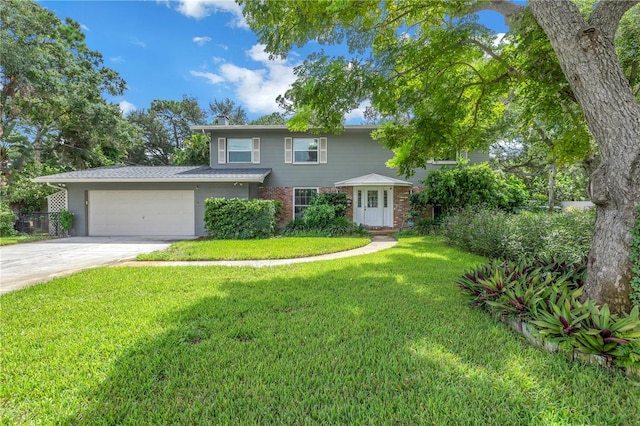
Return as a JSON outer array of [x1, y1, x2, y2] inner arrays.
[[117, 236, 398, 268]]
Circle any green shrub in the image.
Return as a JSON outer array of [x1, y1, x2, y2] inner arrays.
[[303, 203, 336, 229], [630, 206, 640, 307], [204, 198, 281, 239], [440, 206, 509, 258], [441, 207, 595, 262], [59, 210, 74, 232], [315, 192, 348, 217], [1, 201, 18, 237], [282, 192, 357, 237], [323, 216, 356, 237], [417, 163, 528, 214]]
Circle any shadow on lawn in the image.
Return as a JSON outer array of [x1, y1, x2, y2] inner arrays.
[[66, 240, 636, 425]]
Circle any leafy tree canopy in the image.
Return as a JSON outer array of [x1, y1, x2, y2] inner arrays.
[[208, 98, 248, 125], [1, 0, 132, 172], [240, 0, 637, 176], [125, 96, 207, 165], [249, 112, 288, 125]]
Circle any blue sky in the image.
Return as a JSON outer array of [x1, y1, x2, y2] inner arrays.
[[40, 0, 509, 123]]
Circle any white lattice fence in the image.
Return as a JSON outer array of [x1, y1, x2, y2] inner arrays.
[[47, 190, 67, 235]]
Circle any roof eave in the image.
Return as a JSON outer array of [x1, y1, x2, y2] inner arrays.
[[32, 176, 270, 184], [334, 182, 413, 187]]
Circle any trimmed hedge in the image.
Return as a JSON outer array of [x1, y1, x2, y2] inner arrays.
[[204, 198, 281, 239]]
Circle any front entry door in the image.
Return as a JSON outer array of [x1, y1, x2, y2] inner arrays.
[[354, 187, 393, 227]]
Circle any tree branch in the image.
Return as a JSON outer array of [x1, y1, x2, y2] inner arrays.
[[588, 0, 639, 42], [461, 38, 521, 76]]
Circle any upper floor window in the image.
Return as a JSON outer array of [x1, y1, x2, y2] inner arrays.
[[217, 137, 260, 164], [228, 138, 252, 163], [284, 137, 327, 164], [294, 138, 318, 163]]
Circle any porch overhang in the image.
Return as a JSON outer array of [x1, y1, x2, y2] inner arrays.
[[334, 173, 412, 187]]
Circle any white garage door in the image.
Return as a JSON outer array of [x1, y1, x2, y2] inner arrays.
[[89, 190, 195, 236]]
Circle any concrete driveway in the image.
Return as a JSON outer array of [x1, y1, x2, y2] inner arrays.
[[0, 236, 190, 294]]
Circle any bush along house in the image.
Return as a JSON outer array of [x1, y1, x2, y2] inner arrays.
[[33, 121, 489, 237]]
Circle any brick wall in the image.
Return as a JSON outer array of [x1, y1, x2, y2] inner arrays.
[[259, 185, 424, 229], [393, 186, 411, 228], [259, 186, 353, 228], [259, 186, 292, 228]]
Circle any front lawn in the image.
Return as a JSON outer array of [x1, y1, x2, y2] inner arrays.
[[0, 234, 52, 246], [137, 236, 371, 261], [1, 237, 638, 424]]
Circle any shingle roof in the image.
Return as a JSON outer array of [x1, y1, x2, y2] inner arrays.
[[33, 166, 272, 183], [334, 173, 412, 187]]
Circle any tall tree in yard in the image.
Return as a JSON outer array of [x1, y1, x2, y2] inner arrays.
[[1, 0, 131, 171], [126, 96, 207, 165], [240, 0, 640, 313], [208, 98, 248, 125]]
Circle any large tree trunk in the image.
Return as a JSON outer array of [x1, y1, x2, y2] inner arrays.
[[529, 0, 640, 313]]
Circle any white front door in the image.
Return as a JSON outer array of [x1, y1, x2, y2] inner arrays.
[[353, 187, 393, 227]]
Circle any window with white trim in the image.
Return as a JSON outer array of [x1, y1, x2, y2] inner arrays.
[[227, 138, 252, 163], [294, 138, 318, 163], [294, 188, 318, 218], [285, 137, 327, 164], [217, 137, 260, 164]]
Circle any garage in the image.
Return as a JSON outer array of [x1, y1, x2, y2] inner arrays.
[[88, 190, 195, 236]]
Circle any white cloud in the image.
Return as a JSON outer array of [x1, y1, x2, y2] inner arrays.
[[110, 56, 125, 63], [345, 100, 371, 124], [173, 0, 247, 28], [130, 38, 147, 48], [493, 32, 507, 47], [190, 44, 296, 114], [81, 24, 90, 32], [190, 70, 225, 84], [119, 100, 137, 116], [193, 36, 212, 46]]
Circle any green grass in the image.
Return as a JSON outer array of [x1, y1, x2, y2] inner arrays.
[[0, 234, 52, 246], [136, 236, 371, 261], [1, 237, 638, 424]]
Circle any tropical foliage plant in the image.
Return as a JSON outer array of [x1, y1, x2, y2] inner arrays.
[[457, 256, 640, 369]]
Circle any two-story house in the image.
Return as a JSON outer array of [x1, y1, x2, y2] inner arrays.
[[34, 124, 488, 236]]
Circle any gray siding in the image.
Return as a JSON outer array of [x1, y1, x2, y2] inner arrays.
[[208, 127, 490, 187], [65, 182, 247, 236]]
